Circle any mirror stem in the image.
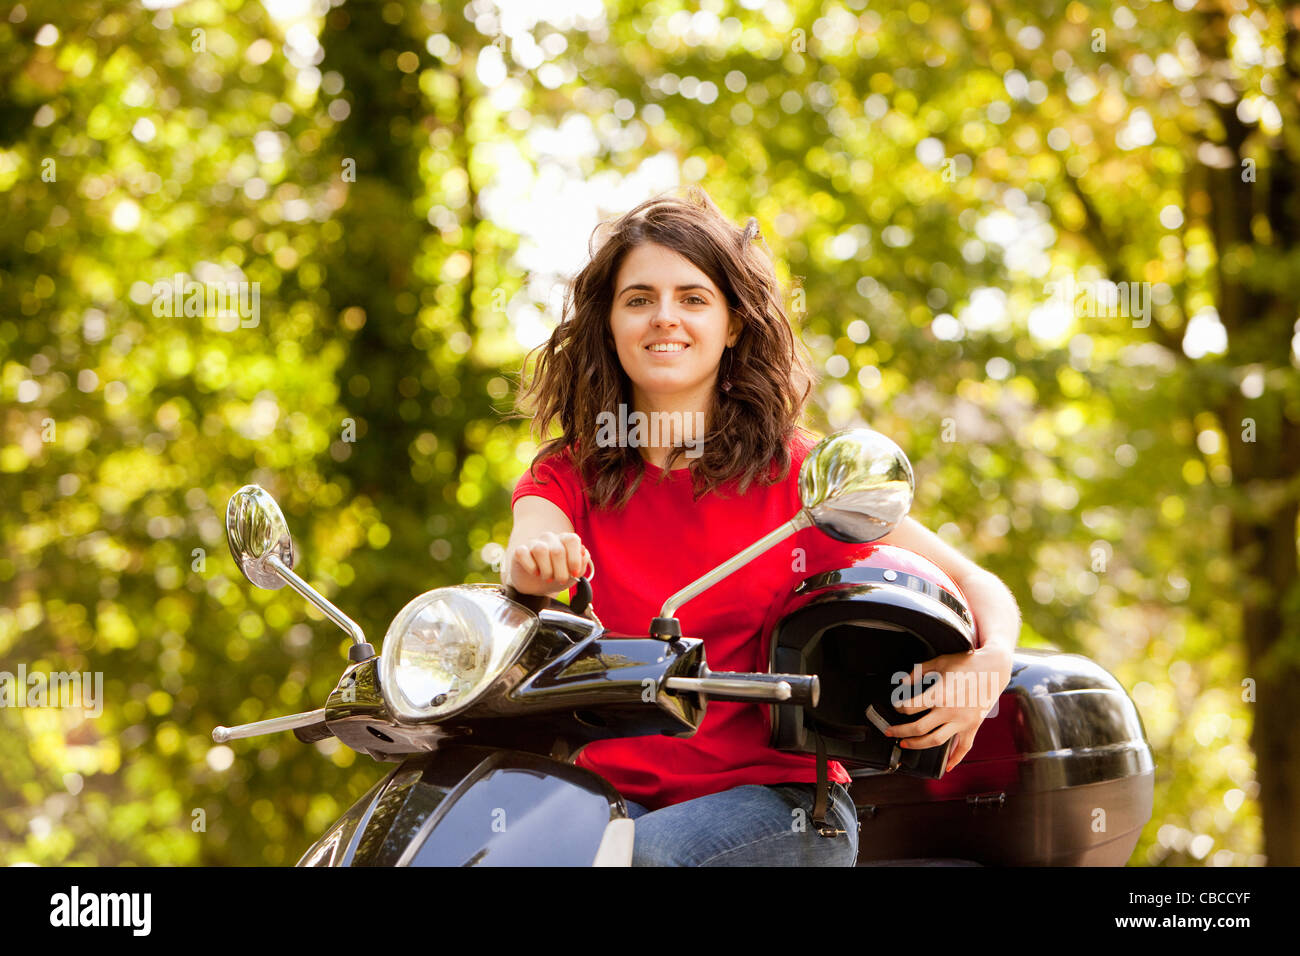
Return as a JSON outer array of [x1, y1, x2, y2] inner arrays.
[[649, 511, 813, 639], [266, 555, 376, 661]]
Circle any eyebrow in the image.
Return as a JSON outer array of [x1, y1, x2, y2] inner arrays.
[[616, 283, 713, 298]]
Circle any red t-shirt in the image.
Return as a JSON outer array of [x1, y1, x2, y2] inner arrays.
[[510, 426, 855, 810]]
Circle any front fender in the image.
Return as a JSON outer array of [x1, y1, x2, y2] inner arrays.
[[298, 745, 632, 867]]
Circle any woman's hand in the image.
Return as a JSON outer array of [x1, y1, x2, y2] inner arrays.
[[507, 531, 594, 597], [882, 645, 1013, 773]]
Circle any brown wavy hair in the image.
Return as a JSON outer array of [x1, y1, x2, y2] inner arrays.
[[509, 184, 818, 511]]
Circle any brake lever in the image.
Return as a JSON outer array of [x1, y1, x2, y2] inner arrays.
[[212, 708, 327, 743]]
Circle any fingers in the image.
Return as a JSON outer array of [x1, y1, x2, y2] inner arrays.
[[886, 710, 946, 740], [893, 671, 943, 714], [893, 667, 987, 715], [518, 533, 589, 586], [527, 538, 556, 582], [946, 732, 974, 772], [538, 533, 569, 582], [894, 654, 945, 686], [895, 721, 958, 750], [944, 731, 973, 772], [513, 544, 539, 577], [893, 689, 930, 714], [892, 663, 942, 712], [562, 534, 585, 582]]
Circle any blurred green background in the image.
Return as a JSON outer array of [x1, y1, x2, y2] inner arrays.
[[2, 0, 1298, 865]]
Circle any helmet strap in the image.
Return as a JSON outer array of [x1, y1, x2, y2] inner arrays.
[[811, 728, 844, 837]]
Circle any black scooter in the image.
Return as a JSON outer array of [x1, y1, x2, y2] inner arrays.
[[213, 428, 1154, 866]]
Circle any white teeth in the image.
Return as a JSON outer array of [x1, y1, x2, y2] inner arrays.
[[647, 343, 687, 352]]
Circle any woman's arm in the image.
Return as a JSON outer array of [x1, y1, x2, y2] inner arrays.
[[874, 516, 1020, 663], [504, 495, 593, 597], [872, 516, 1021, 771]]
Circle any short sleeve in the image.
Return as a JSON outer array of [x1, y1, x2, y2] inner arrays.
[[511, 450, 584, 525]]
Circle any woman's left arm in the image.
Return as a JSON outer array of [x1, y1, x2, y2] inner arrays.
[[870, 516, 1023, 770]]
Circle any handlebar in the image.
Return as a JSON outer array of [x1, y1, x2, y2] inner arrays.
[[665, 668, 820, 707]]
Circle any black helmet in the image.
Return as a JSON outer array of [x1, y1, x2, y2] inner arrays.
[[764, 541, 977, 778]]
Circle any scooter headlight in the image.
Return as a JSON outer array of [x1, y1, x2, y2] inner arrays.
[[380, 586, 537, 722]]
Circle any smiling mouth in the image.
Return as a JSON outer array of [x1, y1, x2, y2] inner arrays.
[[645, 343, 691, 352]]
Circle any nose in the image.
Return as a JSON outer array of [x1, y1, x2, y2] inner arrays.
[[650, 300, 680, 327]]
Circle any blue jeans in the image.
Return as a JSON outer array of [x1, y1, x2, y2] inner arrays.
[[623, 781, 859, 866]]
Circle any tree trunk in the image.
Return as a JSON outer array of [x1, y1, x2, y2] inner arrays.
[[1207, 1, 1300, 862], [1229, 496, 1300, 864]]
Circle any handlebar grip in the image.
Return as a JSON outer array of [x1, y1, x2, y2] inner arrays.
[[293, 720, 334, 744], [504, 576, 593, 617], [705, 671, 820, 708]]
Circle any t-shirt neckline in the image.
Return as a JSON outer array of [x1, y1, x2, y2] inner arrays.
[[640, 457, 693, 476]]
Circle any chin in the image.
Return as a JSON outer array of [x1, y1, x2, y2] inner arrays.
[[633, 372, 707, 394]]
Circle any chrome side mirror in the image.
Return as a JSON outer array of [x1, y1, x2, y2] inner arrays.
[[648, 427, 913, 639], [798, 428, 914, 543], [226, 484, 297, 589], [225, 483, 375, 662]]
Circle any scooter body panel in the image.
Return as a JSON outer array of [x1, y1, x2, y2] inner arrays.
[[851, 648, 1156, 865], [298, 745, 632, 867]]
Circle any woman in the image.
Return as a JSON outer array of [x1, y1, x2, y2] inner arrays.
[[503, 186, 1019, 866]]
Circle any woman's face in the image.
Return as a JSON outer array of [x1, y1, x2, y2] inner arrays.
[[608, 242, 740, 410]]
